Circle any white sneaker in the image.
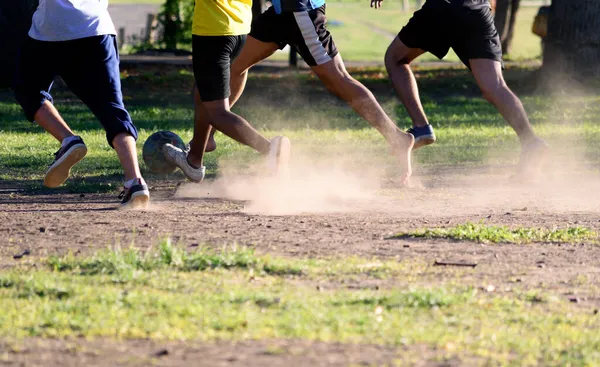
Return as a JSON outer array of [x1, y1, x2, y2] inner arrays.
[[267, 136, 291, 177], [162, 143, 206, 183]]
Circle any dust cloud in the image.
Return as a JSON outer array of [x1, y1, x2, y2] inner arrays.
[[174, 141, 600, 217]]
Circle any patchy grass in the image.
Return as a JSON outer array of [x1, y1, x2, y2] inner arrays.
[[1, 242, 599, 365], [48, 239, 303, 279], [394, 222, 599, 244], [1, 65, 600, 193]]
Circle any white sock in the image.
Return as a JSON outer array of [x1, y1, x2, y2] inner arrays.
[[61, 135, 80, 148], [124, 177, 146, 189]]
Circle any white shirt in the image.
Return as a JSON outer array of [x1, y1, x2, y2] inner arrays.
[[29, 0, 116, 42]]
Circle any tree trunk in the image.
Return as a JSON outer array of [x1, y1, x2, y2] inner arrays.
[[502, 0, 520, 54], [494, 0, 520, 55], [0, 0, 39, 88], [542, 0, 600, 80]]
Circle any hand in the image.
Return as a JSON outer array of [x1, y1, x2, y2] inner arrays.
[[370, 0, 383, 9]]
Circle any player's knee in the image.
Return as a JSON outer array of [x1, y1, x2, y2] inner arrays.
[[103, 108, 138, 148], [385, 45, 411, 68], [14, 87, 53, 122], [480, 82, 508, 104]]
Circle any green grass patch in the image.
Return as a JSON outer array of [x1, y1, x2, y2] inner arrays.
[[48, 239, 303, 279], [395, 222, 599, 244], [1, 242, 599, 365], [2, 65, 600, 191]]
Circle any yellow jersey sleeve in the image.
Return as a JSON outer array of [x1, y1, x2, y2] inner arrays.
[[192, 0, 252, 36]]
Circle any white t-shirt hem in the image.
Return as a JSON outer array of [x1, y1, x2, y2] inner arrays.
[[29, 30, 117, 42]]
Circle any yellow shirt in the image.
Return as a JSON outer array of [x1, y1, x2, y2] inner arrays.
[[192, 0, 252, 36]]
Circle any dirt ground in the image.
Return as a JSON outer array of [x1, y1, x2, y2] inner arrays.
[[2, 167, 600, 366]]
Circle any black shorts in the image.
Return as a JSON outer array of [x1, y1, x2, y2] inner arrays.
[[249, 5, 338, 66], [398, 1, 502, 69], [192, 35, 246, 102]]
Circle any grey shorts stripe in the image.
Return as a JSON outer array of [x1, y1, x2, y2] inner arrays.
[[292, 11, 332, 65]]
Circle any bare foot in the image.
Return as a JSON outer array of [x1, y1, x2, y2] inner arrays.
[[391, 131, 415, 186], [515, 137, 549, 181]]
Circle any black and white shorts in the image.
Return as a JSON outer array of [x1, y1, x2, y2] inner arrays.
[[249, 5, 338, 66]]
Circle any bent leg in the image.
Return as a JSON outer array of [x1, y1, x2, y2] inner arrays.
[[385, 37, 429, 128], [62, 35, 142, 181], [13, 37, 74, 142], [229, 36, 279, 106]]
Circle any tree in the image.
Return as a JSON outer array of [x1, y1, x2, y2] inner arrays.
[[494, 0, 521, 55], [0, 0, 38, 88], [541, 0, 600, 80]]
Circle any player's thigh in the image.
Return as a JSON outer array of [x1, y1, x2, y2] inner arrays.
[[397, 4, 451, 60], [13, 37, 58, 121], [469, 58, 506, 96], [288, 6, 338, 67], [451, 6, 503, 69], [386, 36, 426, 65], [231, 36, 279, 76], [193, 35, 243, 102], [60, 35, 136, 143]]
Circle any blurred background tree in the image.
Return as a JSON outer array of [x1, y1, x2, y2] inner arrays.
[[494, 0, 521, 55], [541, 0, 600, 80]]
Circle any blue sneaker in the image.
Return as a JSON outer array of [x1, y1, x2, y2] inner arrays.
[[407, 125, 436, 149]]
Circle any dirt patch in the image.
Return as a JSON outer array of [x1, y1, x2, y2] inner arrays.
[[1, 338, 443, 367], [2, 170, 600, 296]]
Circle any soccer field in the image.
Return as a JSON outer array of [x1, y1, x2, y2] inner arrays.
[[1, 64, 600, 365]]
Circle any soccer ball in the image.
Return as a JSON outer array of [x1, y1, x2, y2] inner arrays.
[[142, 131, 186, 175]]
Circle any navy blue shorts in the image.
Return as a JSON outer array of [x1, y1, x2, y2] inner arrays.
[[12, 35, 137, 147]]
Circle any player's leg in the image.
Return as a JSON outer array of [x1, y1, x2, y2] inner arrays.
[[385, 4, 451, 149], [192, 8, 283, 156], [470, 58, 548, 176], [13, 37, 88, 188], [311, 54, 414, 184], [452, 6, 548, 177], [165, 35, 289, 181], [288, 7, 413, 184], [385, 37, 434, 148], [60, 35, 149, 207], [193, 87, 217, 153], [191, 34, 278, 155], [229, 36, 279, 106]]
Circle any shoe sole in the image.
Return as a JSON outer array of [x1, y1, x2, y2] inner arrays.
[[412, 136, 436, 150], [121, 191, 150, 210], [268, 136, 291, 177], [44, 144, 88, 188]]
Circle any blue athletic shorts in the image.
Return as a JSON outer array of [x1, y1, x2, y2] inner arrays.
[[12, 34, 137, 147]]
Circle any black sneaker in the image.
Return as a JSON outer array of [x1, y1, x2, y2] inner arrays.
[[44, 136, 87, 188], [407, 125, 436, 150], [119, 179, 150, 209]]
